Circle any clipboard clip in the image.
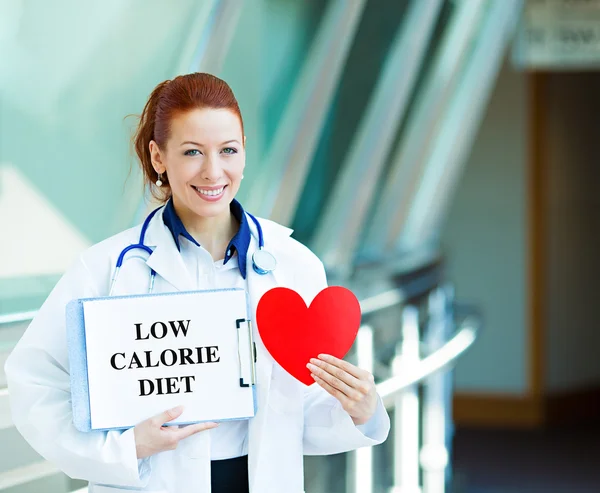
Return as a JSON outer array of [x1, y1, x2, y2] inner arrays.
[[236, 318, 257, 388]]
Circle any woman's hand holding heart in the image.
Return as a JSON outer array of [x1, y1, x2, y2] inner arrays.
[[307, 354, 377, 425]]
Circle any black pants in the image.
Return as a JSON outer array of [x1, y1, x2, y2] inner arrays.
[[211, 455, 250, 493]]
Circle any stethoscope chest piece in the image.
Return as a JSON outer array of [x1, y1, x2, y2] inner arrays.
[[252, 248, 277, 275]]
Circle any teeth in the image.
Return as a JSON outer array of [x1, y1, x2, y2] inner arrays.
[[194, 186, 224, 197]]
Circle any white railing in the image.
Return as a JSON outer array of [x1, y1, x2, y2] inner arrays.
[[0, 311, 37, 326], [348, 285, 479, 493]]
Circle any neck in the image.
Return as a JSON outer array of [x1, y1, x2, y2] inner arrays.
[[173, 199, 238, 261]]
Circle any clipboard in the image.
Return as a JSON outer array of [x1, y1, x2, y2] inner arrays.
[[66, 288, 257, 432]]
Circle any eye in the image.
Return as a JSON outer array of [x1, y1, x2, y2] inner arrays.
[[184, 149, 201, 156], [222, 147, 238, 155]]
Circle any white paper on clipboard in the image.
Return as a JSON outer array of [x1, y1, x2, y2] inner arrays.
[[67, 288, 256, 431]]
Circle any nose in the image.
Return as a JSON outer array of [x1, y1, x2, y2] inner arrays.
[[200, 154, 222, 182]]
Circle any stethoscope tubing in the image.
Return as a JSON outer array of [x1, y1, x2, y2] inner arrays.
[[109, 204, 273, 296]]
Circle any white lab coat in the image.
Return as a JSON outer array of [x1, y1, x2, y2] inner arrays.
[[5, 209, 390, 493]]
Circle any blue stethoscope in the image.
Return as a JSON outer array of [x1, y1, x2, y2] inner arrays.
[[108, 206, 277, 295]]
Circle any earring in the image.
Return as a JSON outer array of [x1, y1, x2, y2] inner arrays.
[[156, 173, 163, 187], [241, 175, 245, 180]]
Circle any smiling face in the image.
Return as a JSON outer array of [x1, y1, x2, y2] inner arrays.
[[149, 107, 245, 221]]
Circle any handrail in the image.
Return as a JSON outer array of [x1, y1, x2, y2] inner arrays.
[[4, 288, 404, 326], [2, 296, 398, 327], [0, 311, 37, 327], [1, 260, 441, 326], [351, 254, 444, 313], [359, 289, 405, 317], [377, 316, 479, 409]]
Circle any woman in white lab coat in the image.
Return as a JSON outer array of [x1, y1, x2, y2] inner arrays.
[[5, 72, 389, 493]]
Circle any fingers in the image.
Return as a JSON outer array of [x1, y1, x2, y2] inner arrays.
[[311, 374, 350, 406], [150, 407, 219, 438], [307, 359, 365, 400], [317, 354, 368, 380], [173, 421, 219, 441], [152, 405, 185, 426]]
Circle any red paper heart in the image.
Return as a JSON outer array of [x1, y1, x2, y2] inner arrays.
[[256, 286, 362, 385]]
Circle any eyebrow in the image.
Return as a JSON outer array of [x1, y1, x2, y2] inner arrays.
[[180, 140, 240, 147]]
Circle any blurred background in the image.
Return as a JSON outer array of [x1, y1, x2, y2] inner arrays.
[[2, 0, 600, 492]]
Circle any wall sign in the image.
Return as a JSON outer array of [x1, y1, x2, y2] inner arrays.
[[513, 0, 600, 69]]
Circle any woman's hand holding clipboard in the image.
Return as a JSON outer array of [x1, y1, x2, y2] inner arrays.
[[134, 405, 219, 459]]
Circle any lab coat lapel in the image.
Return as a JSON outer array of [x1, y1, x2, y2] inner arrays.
[[143, 208, 194, 292], [247, 259, 280, 395], [246, 262, 280, 491], [245, 215, 293, 395], [245, 216, 292, 491]]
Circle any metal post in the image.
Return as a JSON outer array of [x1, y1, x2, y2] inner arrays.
[[348, 325, 374, 493], [390, 305, 421, 493], [420, 289, 449, 493], [442, 285, 455, 487]]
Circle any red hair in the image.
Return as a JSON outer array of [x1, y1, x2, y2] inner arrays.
[[133, 72, 244, 202]]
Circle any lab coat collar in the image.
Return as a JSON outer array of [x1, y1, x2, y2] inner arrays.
[[142, 206, 293, 292], [144, 208, 194, 292], [244, 211, 294, 250]]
